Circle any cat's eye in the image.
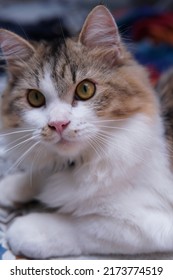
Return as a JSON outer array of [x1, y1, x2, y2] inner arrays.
[[27, 89, 45, 108], [75, 80, 96, 101]]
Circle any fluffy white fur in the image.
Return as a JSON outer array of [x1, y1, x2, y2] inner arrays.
[[1, 6, 173, 259], [1, 96, 173, 258]]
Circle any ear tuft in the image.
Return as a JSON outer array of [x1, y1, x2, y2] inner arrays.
[[79, 5, 121, 53], [0, 29, 35, 76]]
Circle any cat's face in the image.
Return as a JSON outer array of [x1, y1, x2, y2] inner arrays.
[[0, 6, 156, 158]]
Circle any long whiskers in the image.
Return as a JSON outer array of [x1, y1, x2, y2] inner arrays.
[[0, 129, 36, 137], [86, 137, 102, 160], [29, 144, 42, 187], [96, 127, 173, 158], [94, 128, 173, 176], [4, 135, 38, 153], [6, 141, 40, 175], [5, 133, 33, 148], [91, 119, 128, 123], [90, 122, 167, 147]]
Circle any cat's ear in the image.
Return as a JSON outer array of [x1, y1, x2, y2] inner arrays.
[[79, 5, 121, 56], [0, 29, 35, 76]]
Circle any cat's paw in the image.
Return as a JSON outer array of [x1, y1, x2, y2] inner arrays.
[[7, 213, 81, 259], [7, 216, 51, 259]]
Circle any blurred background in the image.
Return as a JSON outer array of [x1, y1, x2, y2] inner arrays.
[[0, 0, 173, 260], [0, 0, 173, 84]]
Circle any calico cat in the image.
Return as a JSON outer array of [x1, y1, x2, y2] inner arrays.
[[0, 5, 173, 259]]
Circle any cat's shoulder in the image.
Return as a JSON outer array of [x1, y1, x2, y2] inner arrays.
[[156, 68, 173, 164]]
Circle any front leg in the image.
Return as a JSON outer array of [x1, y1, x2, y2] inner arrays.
[[0, 172, 43, 208], [6, 212, 150, 259], [7, 212, 82, 259], [7, 209, 173, 259]]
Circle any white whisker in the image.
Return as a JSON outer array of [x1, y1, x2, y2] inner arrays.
[[88, 128, 154, 170], [4, 135, 38, 153], [91, 118, 128, 123], [0, 129, 36, 137], [96, 128, 172, 159], [86, 137, 102, 159], [6, 141, 40, 174], [6, 133, 33, 148], [29, 145, 42, 187]]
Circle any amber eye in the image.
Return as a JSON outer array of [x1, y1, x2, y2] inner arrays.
[[75, 80, 96, 101], [27, 89, 45, 108]]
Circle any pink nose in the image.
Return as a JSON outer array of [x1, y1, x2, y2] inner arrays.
[[48, 120, 70, 134]]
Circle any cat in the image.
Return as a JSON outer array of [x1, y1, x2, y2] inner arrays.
[[0, 5, 173, 259]]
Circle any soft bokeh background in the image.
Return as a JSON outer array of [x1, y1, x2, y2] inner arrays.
[[1, 0, 173, 260], [0, 0, 173, 84]]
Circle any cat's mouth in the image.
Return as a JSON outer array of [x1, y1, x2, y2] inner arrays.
[[52, 136, 82, 156], [56, 136, 78, 148], [58, 138, 72, 145], [42, 127, 82, 154]]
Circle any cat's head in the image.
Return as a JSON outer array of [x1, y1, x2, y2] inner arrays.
[[0, 6, 156, 159]]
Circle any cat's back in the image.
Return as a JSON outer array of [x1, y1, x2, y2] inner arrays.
[[157, 68, 173, 164]]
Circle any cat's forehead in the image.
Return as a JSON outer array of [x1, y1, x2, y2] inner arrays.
[[35, 39, 102, 79], [20, 40, 77, 98], [39, 64, 59, 98], [39, 40, 77, 80], [27, 40, 98, 96], [16, 39, 115, 102]]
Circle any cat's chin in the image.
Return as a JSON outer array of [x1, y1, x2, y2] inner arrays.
[[41, 137, 81, 157], [54, 138, 82, 157]]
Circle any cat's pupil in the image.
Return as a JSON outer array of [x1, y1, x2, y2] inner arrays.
[[35, 93, 39, 100], [83, 84, 88, 93]]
